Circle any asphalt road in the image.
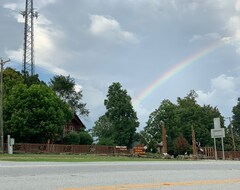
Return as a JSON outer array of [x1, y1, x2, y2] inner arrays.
[[0, 160, 240, 190]]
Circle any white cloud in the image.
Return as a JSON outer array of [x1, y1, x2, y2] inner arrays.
[[133, 103, 151, 130], [189, 33, 221, 42], [236, 0, 240, 11], [4, 6, 68, 76], [89, 15, 139, 44], [3, 3, 17, 10], [197, 74, 239, 116], [75, 84, 83, 93]]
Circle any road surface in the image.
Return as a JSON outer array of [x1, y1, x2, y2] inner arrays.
[[0, 160, 240, 190]]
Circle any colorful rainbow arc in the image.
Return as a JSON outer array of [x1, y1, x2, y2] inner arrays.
[[132, 40, 225, 106]]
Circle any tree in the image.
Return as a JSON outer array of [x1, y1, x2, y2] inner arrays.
[[93, 82, 139, 147], [232, 98, 240, 136], [49, 75, 89, 117], [104, 82, 139, 147], [91, 115, 114, 144], [3, 67, 23, 95], [142, 90, 223, 155], [3, 83, 73, 143], [143, 99, 180, 154]]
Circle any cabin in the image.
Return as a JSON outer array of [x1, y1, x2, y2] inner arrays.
[[63, 114, 85, 135]]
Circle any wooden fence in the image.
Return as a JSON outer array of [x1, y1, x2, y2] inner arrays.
[[3, 143, 240, 159], [7, 143, 128, 155], [203, 147, 240, 159]]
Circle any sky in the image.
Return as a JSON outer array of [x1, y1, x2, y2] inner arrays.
[[1, 0, 240, 130]]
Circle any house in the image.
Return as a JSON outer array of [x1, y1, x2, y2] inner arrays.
[[64, 114, 86, 135]]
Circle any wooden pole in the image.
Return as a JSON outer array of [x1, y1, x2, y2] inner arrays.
[[192, 126, 197, 155]]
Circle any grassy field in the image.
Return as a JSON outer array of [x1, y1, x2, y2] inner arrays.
[[0, 154, 163, 162]]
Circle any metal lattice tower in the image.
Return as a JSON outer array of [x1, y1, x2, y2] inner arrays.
[[20, 0, 38, 76]]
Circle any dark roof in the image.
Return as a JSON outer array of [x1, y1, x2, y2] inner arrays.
[[73, 113, 86, 129]]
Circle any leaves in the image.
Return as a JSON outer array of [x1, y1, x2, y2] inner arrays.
[[3, 83, 73, 143], [142, 90, 223, 155], [49, 75, 89, 117], [92, 82, 139, 147]]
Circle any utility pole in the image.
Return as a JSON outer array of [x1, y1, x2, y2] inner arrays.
[[20, 0, 38, 76], [0, 58, 10, 154]]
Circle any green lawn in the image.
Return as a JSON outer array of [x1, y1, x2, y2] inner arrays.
[[0, 154, 163, 162]]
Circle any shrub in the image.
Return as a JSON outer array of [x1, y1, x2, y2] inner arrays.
[[79, 131, 93, 145], [174, 136, 190, 156], [63, 132, 80, 145]]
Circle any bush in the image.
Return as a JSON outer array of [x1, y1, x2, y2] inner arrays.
[[63, 132, 80, 145], [174, 136, 190, 156], [79, 131, 93, 145]]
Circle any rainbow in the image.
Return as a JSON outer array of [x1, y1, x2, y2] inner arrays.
[[132, 39, 226, 106]]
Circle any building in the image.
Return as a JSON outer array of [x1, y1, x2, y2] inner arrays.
[[64, 114, 85, 135]]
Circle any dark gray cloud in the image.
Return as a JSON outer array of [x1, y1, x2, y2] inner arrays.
[[1, 0, 240, 129]]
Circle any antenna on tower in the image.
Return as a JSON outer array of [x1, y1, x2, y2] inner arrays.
[[20, 0, 38, 76]]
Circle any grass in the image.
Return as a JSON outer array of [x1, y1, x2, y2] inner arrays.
[[0, 154, 163, 162]]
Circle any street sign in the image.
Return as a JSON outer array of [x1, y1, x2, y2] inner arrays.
[[213, 117, 221, 129], [211, 128, 225, 138]]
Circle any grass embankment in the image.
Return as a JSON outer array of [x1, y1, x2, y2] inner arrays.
[[0, 154, 162, 162]]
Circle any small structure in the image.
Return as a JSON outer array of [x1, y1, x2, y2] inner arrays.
[[64, 114, 85, 135]]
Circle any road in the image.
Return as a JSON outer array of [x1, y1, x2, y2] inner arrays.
[[0, 160, 240, 190]]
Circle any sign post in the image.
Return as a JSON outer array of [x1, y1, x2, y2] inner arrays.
[[211, 118, 225, 160]]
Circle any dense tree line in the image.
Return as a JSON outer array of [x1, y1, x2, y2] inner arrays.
[[140, 90, 224, 155], [2, 68, 240, 153]]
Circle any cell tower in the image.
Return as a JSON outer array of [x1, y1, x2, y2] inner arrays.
[[20, 0, 38, 76]]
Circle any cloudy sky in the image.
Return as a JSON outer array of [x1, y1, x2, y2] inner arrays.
[[1, 0, 240, 129]]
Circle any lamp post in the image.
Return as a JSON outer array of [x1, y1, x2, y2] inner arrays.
[[0, 58, 10, 154]]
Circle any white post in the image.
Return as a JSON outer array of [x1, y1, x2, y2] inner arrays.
[[214, 138, 217, 160], [221, 137, 225, 160], [7, 135, 14, 154]]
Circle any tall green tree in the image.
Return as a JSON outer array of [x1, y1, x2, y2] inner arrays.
[[232, 98, 240, 136], [104, 82, 139, 147], [49, 75, 89, 117], [143, 99, 180, 154], [3, 83, 73, 143], [93, 82, 139, 147]]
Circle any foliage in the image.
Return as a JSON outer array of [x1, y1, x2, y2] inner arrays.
[[92, 82, 139, 147], [3, 83, 73, 143], [3, 67, 23, 95], [49, 75, 89, 117], [98, 138, 115, 146], [232, 98, 240, 136], [174, 136, 190, 156], [79, 131, 93, 145], [142, 90, 223, 155], [91, 115, 114, 144], [24, 73, 46, 87], [63, 132, 80, 145]]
